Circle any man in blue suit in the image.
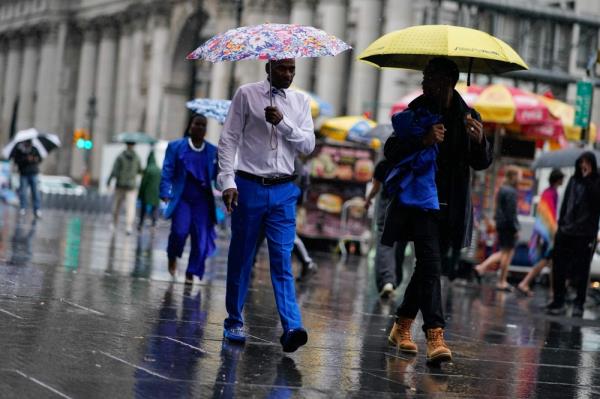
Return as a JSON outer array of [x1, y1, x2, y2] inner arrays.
[[218, 59, 315, 352]]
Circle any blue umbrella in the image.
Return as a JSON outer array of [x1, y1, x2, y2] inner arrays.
[[186, 98, 232, 124], [114, 131, 156, 144]]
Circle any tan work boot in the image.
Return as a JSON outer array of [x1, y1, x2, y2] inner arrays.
[[425, 328, 452, 364], [388, 317, 418, 354]]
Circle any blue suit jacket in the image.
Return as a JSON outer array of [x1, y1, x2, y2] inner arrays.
[[159, 139, 218, 219]]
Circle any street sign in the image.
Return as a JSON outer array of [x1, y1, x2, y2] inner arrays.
[[574, 80, 593, 128]]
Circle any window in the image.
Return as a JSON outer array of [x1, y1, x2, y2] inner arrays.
[[577, 25, 598, 69]]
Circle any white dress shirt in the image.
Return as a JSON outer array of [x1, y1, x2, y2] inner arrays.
[[217, 80, 315, 191]]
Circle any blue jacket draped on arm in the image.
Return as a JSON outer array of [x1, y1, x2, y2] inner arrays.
[[384, 108, 443, 211]]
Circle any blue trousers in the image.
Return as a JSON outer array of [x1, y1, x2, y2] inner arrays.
[[167, 198, 216, 279], [19, 174, 40, 211], [224, 176, 302, 331]]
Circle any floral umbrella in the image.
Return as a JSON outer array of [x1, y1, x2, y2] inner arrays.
[[187, 23, 351, 62], [187, 23, 350, 145], [186, 98, 232, 124]]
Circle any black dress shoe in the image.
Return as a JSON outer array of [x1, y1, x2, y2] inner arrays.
[[280, 328, 308, 353], [572, 305, 584, 318], [546, 302, 566, 315]]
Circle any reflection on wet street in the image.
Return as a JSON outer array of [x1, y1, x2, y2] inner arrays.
[[2, 208, 600, 398]]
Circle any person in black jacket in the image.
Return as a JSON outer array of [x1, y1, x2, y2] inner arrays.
[[384, 57, 493, 365], [547, 152, 600, 317], [13, 140, 42, 218], [474, 167, 520, 290]]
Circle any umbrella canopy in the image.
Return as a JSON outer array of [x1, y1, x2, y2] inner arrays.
[[367, 124, 394, 141], [532, 147, 600, 169], [291, 87, 334, 118], [114, 132, 156, 144], [186, 98, 232, 124], [187, 23, 351, 62], [358, 25, 528, 75], [2, 128, 61, 159], [391, 83, 550, 125], [320, 116, 377, 143], [537, 95, 597, 142]]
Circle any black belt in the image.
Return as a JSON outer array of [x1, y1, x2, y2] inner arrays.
[[236, 170, 296, 186]]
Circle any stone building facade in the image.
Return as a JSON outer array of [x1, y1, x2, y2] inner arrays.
[[0, 0, 598, 179]]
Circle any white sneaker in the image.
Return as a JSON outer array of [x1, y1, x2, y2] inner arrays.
[[380, 283, 394, 299], [34, 210, 42, 219], [19, 209, 26, 216]]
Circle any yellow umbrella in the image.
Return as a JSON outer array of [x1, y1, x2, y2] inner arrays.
[[358, 25, 527, 79], [536, 95, 597, 143], [320, 116, 380, 148]]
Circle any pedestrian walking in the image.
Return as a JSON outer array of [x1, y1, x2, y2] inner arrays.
[[382, 57, 493, 364], [108, 142, 142, 234], [474, 167, 521, 291], [13, 140, 42, 218], [546, 152, 600, 317], [218, 59, 315, 352], [365, 158, 408, 298], [137, 151, 161, 231], [160, 114, 218, 285], [517, 169, 564, 296]]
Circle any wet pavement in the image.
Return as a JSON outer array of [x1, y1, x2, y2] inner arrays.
[[2, 208, 600, 398]]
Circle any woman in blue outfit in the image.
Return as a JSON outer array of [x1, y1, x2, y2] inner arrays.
[[160, 114, 218, 284]]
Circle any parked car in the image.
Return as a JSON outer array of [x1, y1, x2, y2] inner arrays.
[[38, 175, 87, 196]]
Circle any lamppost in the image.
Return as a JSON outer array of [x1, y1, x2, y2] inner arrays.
[[227, 0, 244, 99], [83, 96, 96, 186]]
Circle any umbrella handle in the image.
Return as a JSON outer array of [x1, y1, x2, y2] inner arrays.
[[268, 60, 278, 151], [467, 57, 473, 86]]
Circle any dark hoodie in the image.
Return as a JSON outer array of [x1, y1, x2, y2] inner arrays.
[[558, 151, 600, 237]]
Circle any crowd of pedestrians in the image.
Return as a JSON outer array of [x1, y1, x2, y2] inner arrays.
[[14, 54, 597, 365]]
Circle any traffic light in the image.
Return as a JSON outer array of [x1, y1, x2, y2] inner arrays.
[[73, 129, 93, 150]]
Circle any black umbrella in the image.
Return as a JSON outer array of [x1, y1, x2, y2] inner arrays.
[[532, 147, 600, 169], [2, 128, 61, 159]]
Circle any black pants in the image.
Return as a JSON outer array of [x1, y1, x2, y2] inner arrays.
[[395, 210, 447, 331], [551, 232, 596, 307], [138, 201, 157, 229]]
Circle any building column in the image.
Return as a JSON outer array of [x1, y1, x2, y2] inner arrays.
[[144, 9, 170, 138], [376, 0, 415, 123], [1, 35, 23, 138], [36, 23, 68, 175], [348, 0, 382, 116], [114, 19, 132, 134], [206, 1, 236, 144], [315, 0, 348, 116], [71, 27, 99, 179], [35, 24, 60, 130], [290, 0, 315, 91], [17, 34, 40, 131], [91, 22, 119, 180], [236, 1, 266, 86], [0, 40, 8, 123], [126, 16, 146, 132]]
